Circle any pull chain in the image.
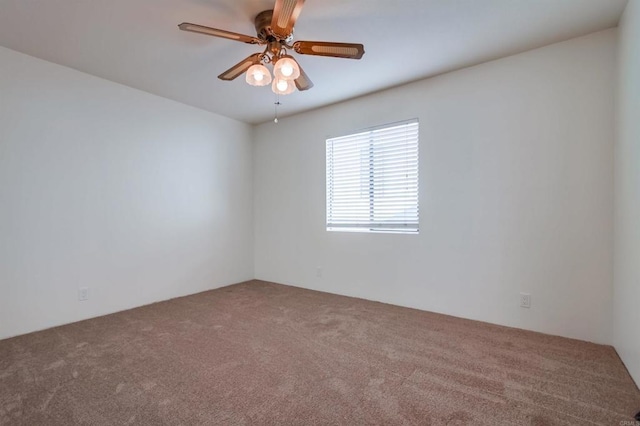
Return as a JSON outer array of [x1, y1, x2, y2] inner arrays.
[[274, 95, 281, 124]]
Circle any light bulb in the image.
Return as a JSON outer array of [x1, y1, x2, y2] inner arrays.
[[271, 77, 295, 95], [273, 56, 300, 81], [245, 64, 271, 86], [281, 65, 293, 77]]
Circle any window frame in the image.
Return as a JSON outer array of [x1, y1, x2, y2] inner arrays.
[[326, 118, 420, 234]]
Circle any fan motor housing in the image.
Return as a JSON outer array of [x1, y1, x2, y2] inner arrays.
[[255, 10, 293, 42]]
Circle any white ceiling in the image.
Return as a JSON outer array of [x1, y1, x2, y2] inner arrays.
[[0, 0, 627, 124]]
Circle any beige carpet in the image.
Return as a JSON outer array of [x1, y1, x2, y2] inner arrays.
[[0, 280, 638, 425]]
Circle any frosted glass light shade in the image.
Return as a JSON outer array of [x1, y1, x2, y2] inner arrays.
[[246, 64, 272, 86], [273, 56, 300, 81], [271, 77, 295, 95]]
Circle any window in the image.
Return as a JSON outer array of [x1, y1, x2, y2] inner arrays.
[[326, 119, 419, 233]]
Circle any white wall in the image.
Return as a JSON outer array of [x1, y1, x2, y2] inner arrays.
[[614, 0, 640, 384], [0, 26, 622, 350], [254, 30, 616, 344], [0, 47, 254, 339]]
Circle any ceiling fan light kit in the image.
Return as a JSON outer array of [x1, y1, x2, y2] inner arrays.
[[246, 64, 272, 86], [178, 0, 364, 96], [273, 55, 301, 81], [272, 77, 296, 95]]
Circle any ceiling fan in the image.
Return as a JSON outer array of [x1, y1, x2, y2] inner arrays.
[[178, 0, 365, 95]]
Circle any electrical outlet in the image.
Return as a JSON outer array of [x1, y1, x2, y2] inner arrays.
[[520, 293, 531, 308], [316, 267, 323, 278], [78, 287, 89, 302]]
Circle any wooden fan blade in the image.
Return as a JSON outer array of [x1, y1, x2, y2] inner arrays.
[[294, 65, 313, 91], [293, 41, 365, 59], [179, 23, 263, 45], [271, 0, 305, 38], [218, 53, 261, 81]]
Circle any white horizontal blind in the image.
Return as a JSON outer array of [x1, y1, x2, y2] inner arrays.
[[326, 119, 419, 233]]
